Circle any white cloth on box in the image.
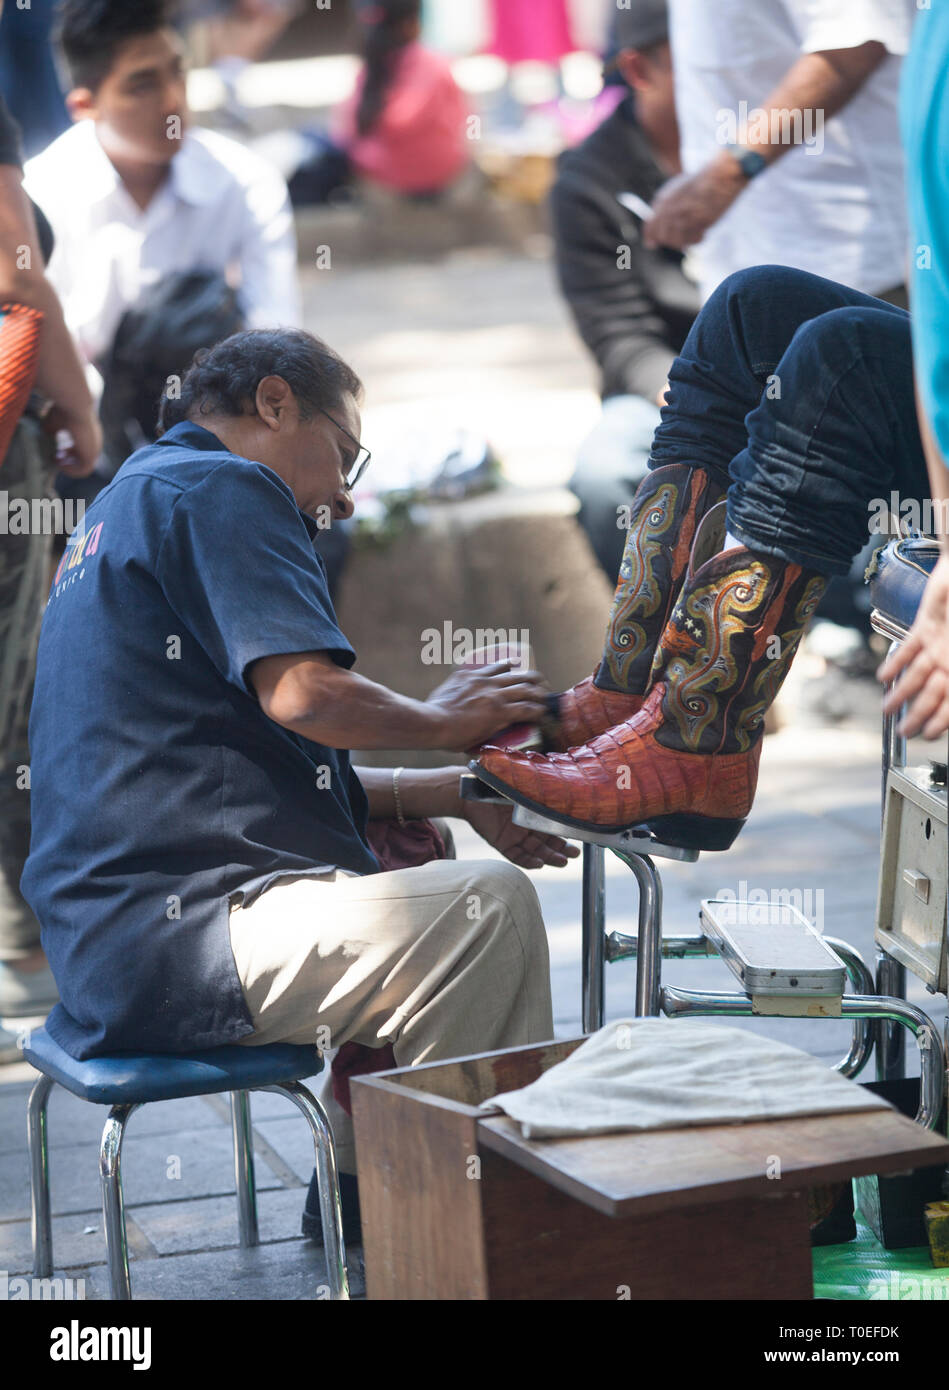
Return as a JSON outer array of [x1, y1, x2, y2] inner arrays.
[[483, 1018, 889, 1140]]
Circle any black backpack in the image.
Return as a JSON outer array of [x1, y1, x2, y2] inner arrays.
[[98, 270, 245, 477]]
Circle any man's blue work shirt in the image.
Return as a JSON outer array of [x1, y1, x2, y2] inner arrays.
[[22, 421, 378, 1060]]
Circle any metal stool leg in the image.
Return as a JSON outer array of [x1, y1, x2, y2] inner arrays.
[[262, 1080, 349, 1300], [99, 1103, 139, 1301], [581, 843, 606, 1032], [823, 937, 875, 1078], [875, 951, 907, 1081], [230, 1090, 259, 1247], [614, 851, 663, 1017], [27, 1074, 55, 1278]]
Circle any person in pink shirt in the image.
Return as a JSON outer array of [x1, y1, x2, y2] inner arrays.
[[332, 0, 469, 196]]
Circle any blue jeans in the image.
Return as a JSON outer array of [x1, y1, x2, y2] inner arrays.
[[569, 394, 660, 579], [650, 266, 926, 578]]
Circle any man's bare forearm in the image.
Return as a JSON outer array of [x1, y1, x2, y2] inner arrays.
[[273, 662, 450, 749], [0, 168, 95, 425], [358, 766, 465, 820], [738, 44, 887, 166]]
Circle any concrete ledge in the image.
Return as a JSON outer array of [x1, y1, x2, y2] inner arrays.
[[295, 171, 550, 268], [336, 487, 613, 768]]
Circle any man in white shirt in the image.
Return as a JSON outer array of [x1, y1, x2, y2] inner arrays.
[[23, 0, 301, 385], [645, 0, 916, 302]]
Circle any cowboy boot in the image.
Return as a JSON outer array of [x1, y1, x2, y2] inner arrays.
[[471, 506, 827, 849], [545, 464, 726, 752]]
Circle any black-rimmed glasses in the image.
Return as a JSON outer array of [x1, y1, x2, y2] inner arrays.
[[320, 407, 371, 489]]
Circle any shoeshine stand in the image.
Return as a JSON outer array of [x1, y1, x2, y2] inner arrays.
[[459, 778, 946, 1131]]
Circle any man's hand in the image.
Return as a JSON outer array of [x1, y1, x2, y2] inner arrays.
[[643, 153, 747, 251], [42, 403, 102, 477], [878, 555, 949, 739], [425, 660, 550, 752], [463, 798, 580, 870]]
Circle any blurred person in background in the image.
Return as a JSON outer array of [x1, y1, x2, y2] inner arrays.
[[23, 0, 301, 486], [487, 0, 576, 67], [486, 0, 576, 123], [0, 3, 101, 1058], [329, 0, 469, 199], [0, 0, 70, 159], [178, 0, 304, 125], [551, 0, 699, 582], [287, 0, 469, 208], [647, 0, 915, 307]]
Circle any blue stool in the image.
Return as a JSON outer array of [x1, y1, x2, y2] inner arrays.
[[23, 1027, 348, 1301]]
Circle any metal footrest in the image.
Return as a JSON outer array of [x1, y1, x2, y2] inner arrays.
[[700, 898, 846, 999], [459, 775, 700, 861], [512, 805, 700, 862], [459, 775, 509, 805], [607, 928, 716, 964]]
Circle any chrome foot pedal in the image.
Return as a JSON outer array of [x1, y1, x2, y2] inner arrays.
[[700, 897, 846, 1011]]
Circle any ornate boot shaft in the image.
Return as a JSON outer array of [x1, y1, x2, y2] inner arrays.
[[597, 464, 726, 695], [653, 541, 828, 756]]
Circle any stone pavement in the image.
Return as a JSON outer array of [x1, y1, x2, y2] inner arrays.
[[0, 252, 944, 1301]]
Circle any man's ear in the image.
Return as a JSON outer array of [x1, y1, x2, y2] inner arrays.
[[616, 50, 650, 93], [255, 375, 294, 431], [66, 88, 97, 123]]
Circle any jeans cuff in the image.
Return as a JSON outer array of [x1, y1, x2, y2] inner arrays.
[[726, 520, 847, 578]]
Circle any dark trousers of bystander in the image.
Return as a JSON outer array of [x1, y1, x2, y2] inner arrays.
[[0, 417, 52, 962]]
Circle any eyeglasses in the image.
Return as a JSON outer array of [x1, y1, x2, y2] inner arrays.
[[319, 406, 371, 490]]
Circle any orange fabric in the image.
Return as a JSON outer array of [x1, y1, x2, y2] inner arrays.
[[0, 302, 43, 466]]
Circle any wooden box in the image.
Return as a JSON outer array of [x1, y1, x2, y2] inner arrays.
[[351, 1037, 949, 1301]]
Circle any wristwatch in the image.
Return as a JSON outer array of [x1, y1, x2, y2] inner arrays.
[[725, 143, 768, 180]]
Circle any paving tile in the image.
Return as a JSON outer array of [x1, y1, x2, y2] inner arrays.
[[0, 1211, 109, 1274], [130, 1186, 308, 1256], [0, 1085, 225, 1157], [233, 1078, 326, 1120], [83, 1236, 365, 1301], [252, 1119, 320, 1186], [0, 1127, 285, 1223]]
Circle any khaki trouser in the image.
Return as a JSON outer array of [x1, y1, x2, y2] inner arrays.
[[230, 856, 554, 1171]]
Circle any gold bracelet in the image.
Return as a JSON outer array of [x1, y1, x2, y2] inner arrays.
[[392, 766, 407, 826]]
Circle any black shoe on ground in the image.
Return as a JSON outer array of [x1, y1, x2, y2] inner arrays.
[[302, 1169, 362, 1245]]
